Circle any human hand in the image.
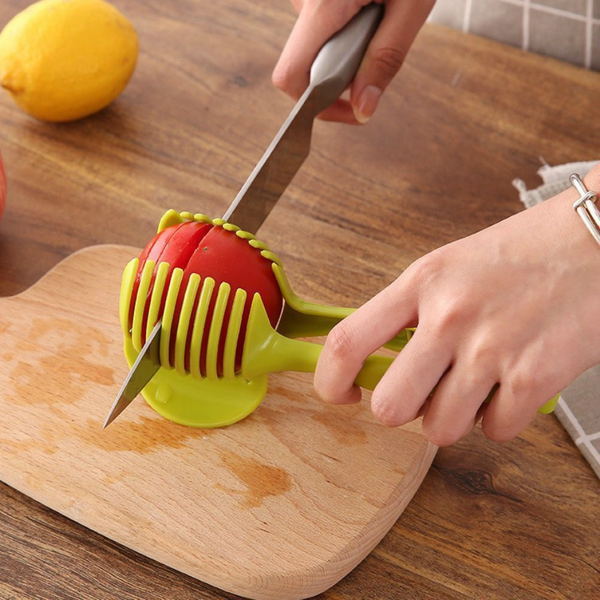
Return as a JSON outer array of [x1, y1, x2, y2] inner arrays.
[[272, 0, 435, 124], [315, 166, 600, 445]]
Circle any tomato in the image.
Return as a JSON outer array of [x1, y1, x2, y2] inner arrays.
[[130, 221, 213, 341], [177, 225, 283, 374], [128, 223, 181, 331], [0, 152, 6, 219], [129, 219, 283, 376]]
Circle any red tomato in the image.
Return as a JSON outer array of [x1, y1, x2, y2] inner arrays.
[[177, 225, 283, 374], [128, 223, 180, 333], [129, 220, 283, 376], [130, 221, 213, 341], [0, 152, 6, 219]]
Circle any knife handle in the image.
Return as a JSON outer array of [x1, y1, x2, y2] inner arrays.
[[308, 3, 384, 113]]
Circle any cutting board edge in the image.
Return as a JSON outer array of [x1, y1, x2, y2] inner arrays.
[[0, 243, 437, 600], [1, 243, 140, 301], [1, 440, 437, 600], [286, 440, 439, 599]]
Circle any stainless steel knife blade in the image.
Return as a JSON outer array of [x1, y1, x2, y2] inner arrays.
[[221, 87, 315, 234], [103, 320, 162, 429], [223, 3, 383, 232]]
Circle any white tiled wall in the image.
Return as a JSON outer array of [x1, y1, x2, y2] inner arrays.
[[429, 0, 599, 70]]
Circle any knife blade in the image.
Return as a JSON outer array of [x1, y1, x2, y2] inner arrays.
[[102, 320, 162, 429], [223, 2, 383, 231], [103, 4, 383, 428]]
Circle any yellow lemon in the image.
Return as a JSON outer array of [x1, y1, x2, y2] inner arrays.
[[0, 0, 138, 122]]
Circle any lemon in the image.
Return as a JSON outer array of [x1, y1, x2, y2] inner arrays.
[[0, 0, 138, 122]]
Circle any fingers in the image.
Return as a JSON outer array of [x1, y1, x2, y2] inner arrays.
[[314, 279, 419, 405], [481, 377, 559, 443], [273, 0, 369, 100], [479, 335, 570, 442], [350, 0, 435, 123], [423, 363, 561, 446], [369, 325, 453, 427], [421, 365, 498, 446], [317, 99, 361, 125], [274, 0, 434, 124]]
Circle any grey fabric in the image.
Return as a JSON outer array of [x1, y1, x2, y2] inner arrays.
[[514, 160, 600, 479], [560, 367, 600, 479], [429, 0, 600, 70]]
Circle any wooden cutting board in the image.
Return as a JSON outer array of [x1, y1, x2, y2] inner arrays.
[[0, 244, 436, 600]]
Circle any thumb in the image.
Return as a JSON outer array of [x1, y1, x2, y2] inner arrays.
[[351, 0, 434, 123]]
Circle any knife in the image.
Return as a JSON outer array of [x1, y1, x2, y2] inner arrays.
[[104, 320, 162, 428], [103, 3, 384, 428]]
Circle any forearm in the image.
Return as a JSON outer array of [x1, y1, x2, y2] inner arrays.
[[315, 162, 600, 445]]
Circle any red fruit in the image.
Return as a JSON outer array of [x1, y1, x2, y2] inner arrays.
[[129, 221, 213, 342], [129, 219, 283, 376], [156, 221, 214, 273], [178, 225, 283, 375], [128, 223, 180, 332]]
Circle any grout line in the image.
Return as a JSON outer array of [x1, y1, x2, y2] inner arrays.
[[463, 0, 473, 33], [583, 430, 600, 442], [558, 398, 587, 437], [584, 0, 593, 68], [523, 0, 530, 51], [530, 0, 600, 24], [434, 0, 599, 71], [558, 397, 600, 466], [495, 0, 600, 24]]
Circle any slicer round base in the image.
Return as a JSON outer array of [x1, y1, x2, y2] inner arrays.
[[124, 338, 269, 428]]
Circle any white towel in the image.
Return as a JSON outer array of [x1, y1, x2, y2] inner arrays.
[[513, 160, 598, 207]]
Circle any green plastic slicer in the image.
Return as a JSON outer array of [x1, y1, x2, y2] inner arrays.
[[119, 211, 414, 428], [120, 212, 559, 428]]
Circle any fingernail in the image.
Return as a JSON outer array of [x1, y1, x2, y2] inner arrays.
[[354, 85, 381, 124]]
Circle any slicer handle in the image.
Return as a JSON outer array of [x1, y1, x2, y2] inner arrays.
[[354, 354, 393, 390], [309, 3, 383, 112]]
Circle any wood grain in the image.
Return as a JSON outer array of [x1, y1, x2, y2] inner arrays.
[[0, 245, 435, 599], [0, 0, 599, 598]]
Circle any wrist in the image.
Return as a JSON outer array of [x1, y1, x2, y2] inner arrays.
[[545, 163, 600, 254], [571, 172, 600, 245], [584, 162, 600, 193]]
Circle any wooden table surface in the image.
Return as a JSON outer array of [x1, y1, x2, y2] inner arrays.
[[0, 1, 598, 598]]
